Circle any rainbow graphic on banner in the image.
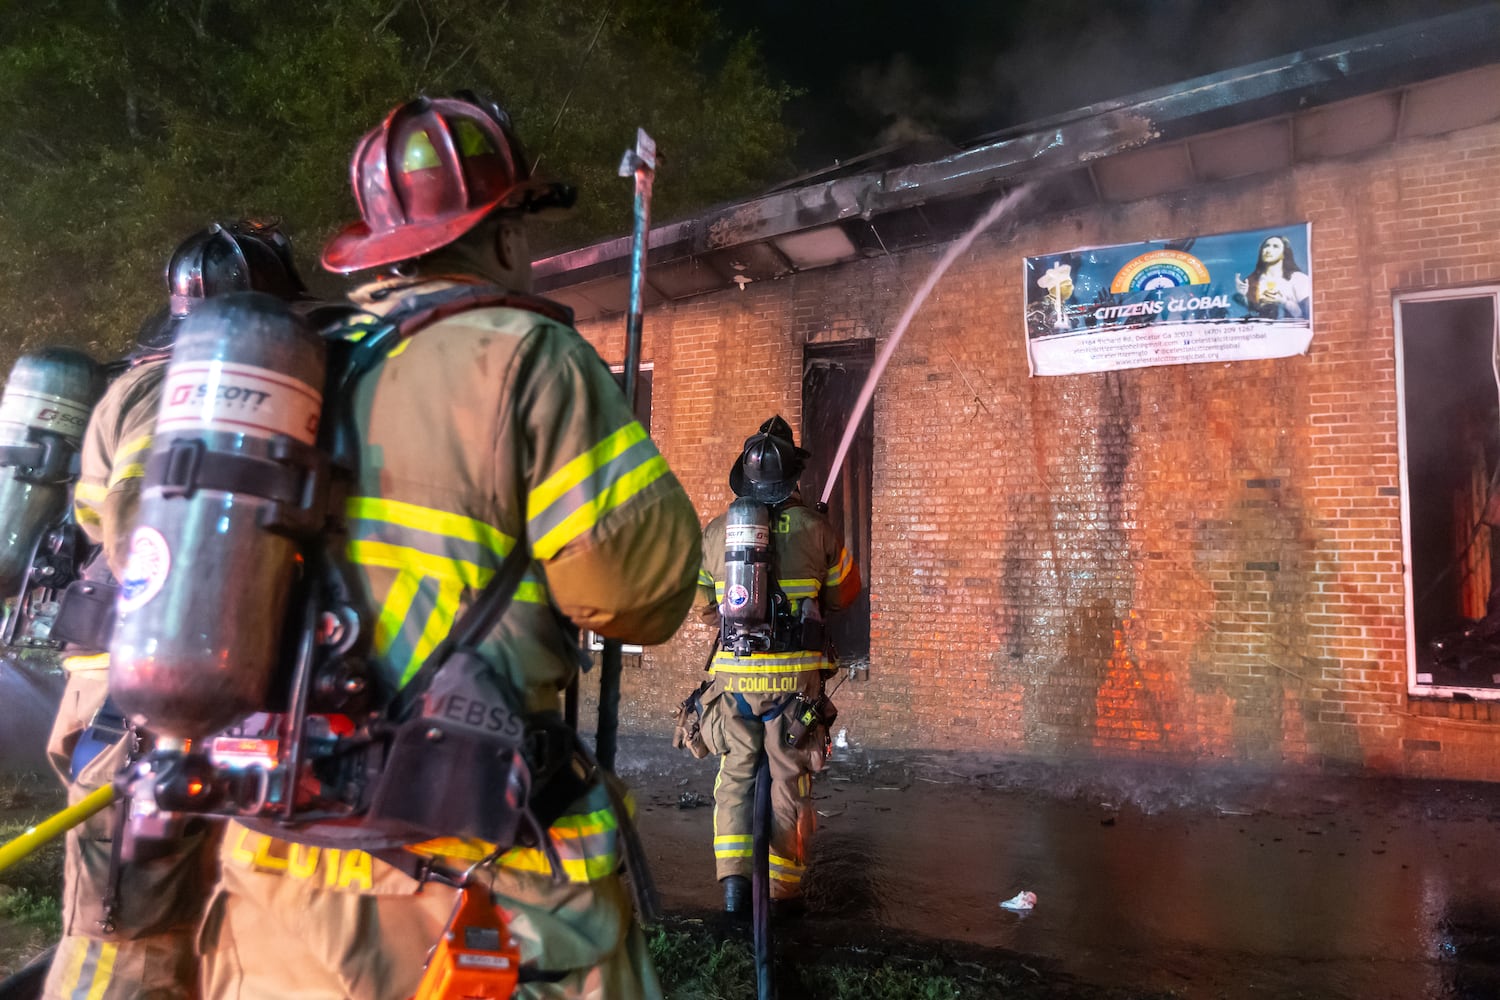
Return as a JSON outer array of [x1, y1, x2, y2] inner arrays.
[[1109, 250, 1212, 293]]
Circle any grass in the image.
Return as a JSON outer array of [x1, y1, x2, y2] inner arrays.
[[0, 774, 67, 978], [648, 919, 1025, 1000], [0, 888, 60, 938], [0, 814, 66, 906]]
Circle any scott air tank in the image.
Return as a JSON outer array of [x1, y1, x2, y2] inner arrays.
[[110, 292, 326, 740], [722, 497, 771, 630], [0, 348, 105, 592]]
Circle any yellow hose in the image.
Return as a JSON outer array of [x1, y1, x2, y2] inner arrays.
[[0, 785, 116, 873]]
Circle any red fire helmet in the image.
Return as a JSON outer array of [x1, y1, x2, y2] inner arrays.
[[322, 96, 531, 274]]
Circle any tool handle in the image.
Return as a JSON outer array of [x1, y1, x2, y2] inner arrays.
[[0, 784, 116, 873]]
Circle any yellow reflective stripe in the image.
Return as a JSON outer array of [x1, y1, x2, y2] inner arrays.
[[770, 869, 803, 884], [73, 502, 101, 525], [715, 834, 753, 859], [499, 803, 621, 882], [114, 433, 153, 465], [713, 579, 817, 600], [63, 653, 110, 673], [498, 846, 617, 882], [404, 578, 463, 686], [711, 650, 826, 674], [411, 808, 622, 882], [552, 805, 617, 838], [84, 942, 118, 1000], [347, 540, 545, 603], [57, 936, 88, 997], [532, 453, 669, 561], [373, 569, 421, 656], [350, 539, 482, 587], [698, 568, 714, 586], [407, 837, 493, 862], [346, 497, 511, 558], [106, 462, 145, 488], [530, 423, 647, 515], [74, 481, 109, 502], [827, 548, 854, 586]]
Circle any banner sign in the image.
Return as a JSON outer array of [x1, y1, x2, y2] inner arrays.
[[1024, 224, 1313, 376]]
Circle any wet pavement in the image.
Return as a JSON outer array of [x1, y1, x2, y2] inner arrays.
[[613, 736, 1500, 999], [6, 653, 1500, 998], [0, 657, 61, 775]]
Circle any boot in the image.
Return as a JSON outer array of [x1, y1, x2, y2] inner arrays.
[[722, 875, 750, 914]]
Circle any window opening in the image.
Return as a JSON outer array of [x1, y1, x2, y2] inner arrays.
[[1396, 290, 1500, 696]]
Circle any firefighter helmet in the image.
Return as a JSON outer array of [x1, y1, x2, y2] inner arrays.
[[134, 220, 307, 360], [728, 415, 804, 502], [757, 415, 795, 444], [730, 431, 810, 505], [167, 219, 306, 318], [323, 95, 548, 274], [132, 306, 176, 356]]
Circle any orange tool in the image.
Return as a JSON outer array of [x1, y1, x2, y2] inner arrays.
[[410, 882, 521, 1000]]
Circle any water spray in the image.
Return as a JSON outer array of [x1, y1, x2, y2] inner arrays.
[[819, 186, 1031, 508]]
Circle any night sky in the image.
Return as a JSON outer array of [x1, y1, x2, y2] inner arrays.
[[712, 0, 1496, 170]]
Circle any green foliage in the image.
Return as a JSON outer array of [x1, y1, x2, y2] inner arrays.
[[0, 887, 62, 938], [0, 0, 795, 367]]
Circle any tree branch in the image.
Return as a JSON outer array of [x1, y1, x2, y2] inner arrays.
[[373, 0, 406, 35]]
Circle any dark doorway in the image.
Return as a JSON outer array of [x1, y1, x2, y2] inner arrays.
[[611, 365, 653, 430], [1398, 293, 1500, 692], [802, 341, 873, 667]]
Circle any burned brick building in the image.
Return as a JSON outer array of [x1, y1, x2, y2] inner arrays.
[[540, 7, 1500, 780]]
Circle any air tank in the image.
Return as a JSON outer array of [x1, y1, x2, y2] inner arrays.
[[722, 496, 771, 630], [0, 348, 106, 592], [110, 292, 326, 739]]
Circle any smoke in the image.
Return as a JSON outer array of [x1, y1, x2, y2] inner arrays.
[[830, 0, 1485, 149]]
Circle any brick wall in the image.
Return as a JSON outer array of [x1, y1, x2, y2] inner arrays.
[[572, 118, 1500, 781]]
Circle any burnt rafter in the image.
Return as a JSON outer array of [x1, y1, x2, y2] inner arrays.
[[534, 4, 1500, 319]]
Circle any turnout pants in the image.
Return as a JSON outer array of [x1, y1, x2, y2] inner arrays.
[[701, 669, 824, 899], [42, 666, 219, 1000], [199, 808, 662, 1000]]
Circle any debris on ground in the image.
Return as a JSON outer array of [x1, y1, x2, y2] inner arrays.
[[1000, 890, 1037, 912]]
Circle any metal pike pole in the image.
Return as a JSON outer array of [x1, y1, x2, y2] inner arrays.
[[596, 128, 657, 772]]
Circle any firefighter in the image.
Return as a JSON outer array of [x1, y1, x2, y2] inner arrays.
[[42, 220, 311, 1000], [194, 94, 700, 1000], [695, 417, 861, 913]]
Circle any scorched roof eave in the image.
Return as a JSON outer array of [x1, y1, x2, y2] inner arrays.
[[533, 3, 1500, 307]]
